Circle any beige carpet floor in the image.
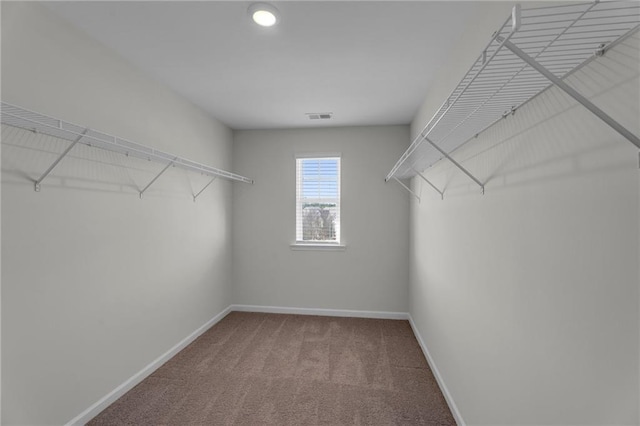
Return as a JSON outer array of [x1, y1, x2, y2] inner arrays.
[[88, 312, 455, 425]]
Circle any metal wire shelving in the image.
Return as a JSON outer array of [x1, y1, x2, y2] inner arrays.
[[1, 102, 253, 199], [386, 1, 640, 199]]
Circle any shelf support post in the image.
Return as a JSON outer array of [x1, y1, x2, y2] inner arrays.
[[193, 176, 217, 202], [392, 177, 420, 203], [414, 169, 444, 200], [139, 158, 176, 199], [424, 137, 484, 194], [503, 39, 640, 150], [34, 128, 89, 192]]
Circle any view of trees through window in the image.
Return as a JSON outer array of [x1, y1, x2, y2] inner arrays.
[[302, 202, 337, 241]]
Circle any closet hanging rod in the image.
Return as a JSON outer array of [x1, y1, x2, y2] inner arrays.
[[1, 102, 254, 189], [385, 0, 640, 185], [385, 8, 517, 182]]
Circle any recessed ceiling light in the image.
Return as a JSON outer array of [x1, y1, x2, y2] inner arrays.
[[248, 3, 279, 27]]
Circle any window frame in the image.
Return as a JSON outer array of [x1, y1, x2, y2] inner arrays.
[[294, 154, 343, 248]]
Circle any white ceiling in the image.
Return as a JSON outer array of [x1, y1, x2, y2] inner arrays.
[[45, 1, 480, 130]]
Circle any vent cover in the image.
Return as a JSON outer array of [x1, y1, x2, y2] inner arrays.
[[306, 112, 333, 120]]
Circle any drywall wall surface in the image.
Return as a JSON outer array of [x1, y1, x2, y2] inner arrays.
[[409, 24, 640, 426], [232, 126, 410, 313], [2, 3, 234, 424]]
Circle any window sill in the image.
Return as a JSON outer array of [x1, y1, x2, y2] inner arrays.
[[290, 243, 346, 251]]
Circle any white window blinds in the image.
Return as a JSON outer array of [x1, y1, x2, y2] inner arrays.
[[296, 156, 341, 243]]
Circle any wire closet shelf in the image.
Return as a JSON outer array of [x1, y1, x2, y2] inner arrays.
[[1, 102, 254, 195], [386, 1, 640, 187]]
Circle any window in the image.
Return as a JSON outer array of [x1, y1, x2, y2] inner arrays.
[[296, 156, 341, 244]]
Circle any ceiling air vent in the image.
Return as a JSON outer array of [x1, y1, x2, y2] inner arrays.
[[306, 112, 333, 120]]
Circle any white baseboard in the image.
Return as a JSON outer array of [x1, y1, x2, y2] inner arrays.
[[230, 304, 409, 320], [65, 305, 233, 426], [407, 315, 465, 426]]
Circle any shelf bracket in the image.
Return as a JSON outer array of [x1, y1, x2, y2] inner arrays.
[[193, 176, 217, 202], [503, 39, 640, 150], [139, 158, 176, 199], [34, 128, 89, 192], [424, 137, 485, 194], [414, 169, 444, 200], [392, 177, 420, 202]]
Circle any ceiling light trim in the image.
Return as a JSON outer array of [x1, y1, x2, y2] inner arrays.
[[248, 3, 279, 27]]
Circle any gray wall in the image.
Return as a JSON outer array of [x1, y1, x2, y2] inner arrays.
[[1, 3, 235, 424], [409, 9, 640, 426], [232, 126, 410, 313]]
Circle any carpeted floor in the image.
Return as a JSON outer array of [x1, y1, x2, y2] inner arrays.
[[89, 312, 455, 425]]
